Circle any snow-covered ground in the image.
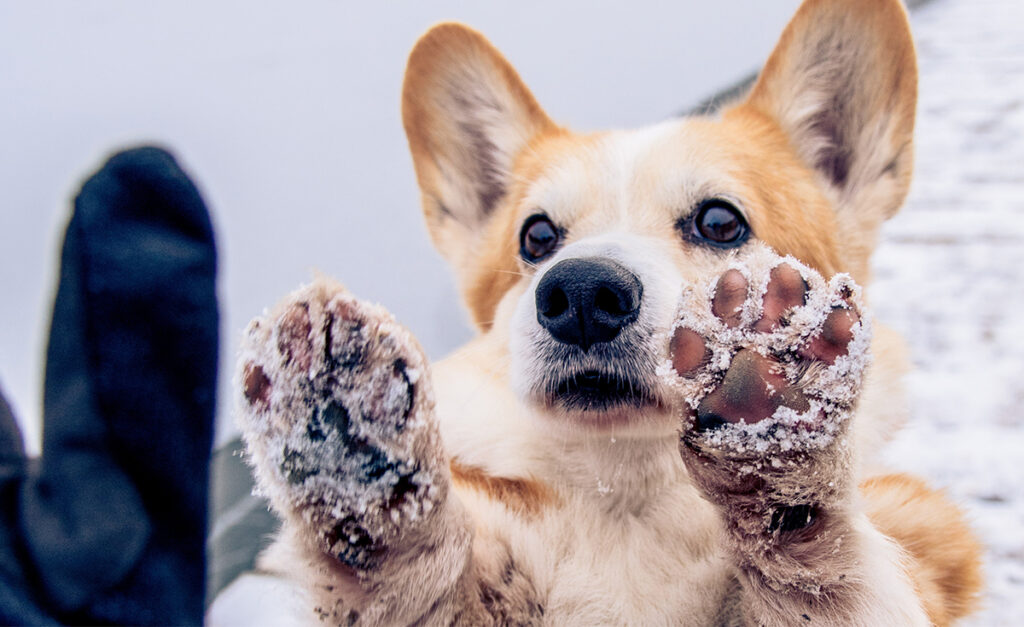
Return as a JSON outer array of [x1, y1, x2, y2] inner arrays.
[[871, 0, 1024, 623]]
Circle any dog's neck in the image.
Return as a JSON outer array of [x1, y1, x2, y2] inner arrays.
[[435, 332, 692, 515], [540, 426, 690, 515]]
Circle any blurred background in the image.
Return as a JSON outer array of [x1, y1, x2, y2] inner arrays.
[[2, 1, 1020, 624]]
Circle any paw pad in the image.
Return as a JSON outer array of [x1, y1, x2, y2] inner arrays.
[[276, 302, 314, 371], [242, 363, 271, 406], [664, 245, 870, 455], [327, 516, 378, 569], [236, 279, 444, 567]]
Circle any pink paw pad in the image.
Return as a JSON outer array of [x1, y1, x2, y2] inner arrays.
[[666, 248, 869, 452]]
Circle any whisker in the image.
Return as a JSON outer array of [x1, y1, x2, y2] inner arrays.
[[491, 268, 532, 278]]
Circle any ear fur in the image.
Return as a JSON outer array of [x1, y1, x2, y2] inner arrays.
[[402, 23, 557, 276], [739, 0, 917, 225]]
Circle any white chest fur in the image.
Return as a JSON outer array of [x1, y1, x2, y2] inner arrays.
[[436, 344, 737, 623]]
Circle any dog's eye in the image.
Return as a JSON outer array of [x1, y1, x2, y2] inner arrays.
[[691, 201, 749, 247], [520, 214, 560, 262]]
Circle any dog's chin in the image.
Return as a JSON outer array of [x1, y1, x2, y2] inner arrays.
[[512, 322, 671, 431], [538, 370, 666, 431], [552, 370, 652, 411]]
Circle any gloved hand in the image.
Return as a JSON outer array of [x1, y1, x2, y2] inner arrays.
[[0, 146, 218, 625]]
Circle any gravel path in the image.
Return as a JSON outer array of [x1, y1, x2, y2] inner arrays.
[[871, 0, 1024, 623]]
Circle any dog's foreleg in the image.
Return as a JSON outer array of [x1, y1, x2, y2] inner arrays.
[[669, 247, 930, 626], [236, 280, 486, 625]]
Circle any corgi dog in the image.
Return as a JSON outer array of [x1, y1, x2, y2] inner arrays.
[[236, 0, 983, 624]]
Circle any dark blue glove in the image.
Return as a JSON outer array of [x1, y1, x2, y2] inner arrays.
[[0, 146, 218, 625]]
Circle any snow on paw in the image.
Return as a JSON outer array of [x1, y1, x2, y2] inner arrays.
[[236, 278, 445, 570], [663, 244, 870, 516]]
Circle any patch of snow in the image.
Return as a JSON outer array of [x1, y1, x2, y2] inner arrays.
[[206, 573, 310, 627], [871, 0, 1024, 623]]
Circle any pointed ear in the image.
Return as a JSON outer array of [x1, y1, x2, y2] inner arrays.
[[402, 23, 557, 268], [740, 0, 917, 222]]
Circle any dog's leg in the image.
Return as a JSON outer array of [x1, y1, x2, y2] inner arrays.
[[668, 246, 929, 626], [236, 279, 489, 625]]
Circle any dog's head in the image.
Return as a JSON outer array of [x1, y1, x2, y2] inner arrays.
[[402, 0, 916, 433]]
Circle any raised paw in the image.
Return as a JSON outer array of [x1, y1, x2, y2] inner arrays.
[[236, 279, 445, 570], [665, 246, 871, 517]]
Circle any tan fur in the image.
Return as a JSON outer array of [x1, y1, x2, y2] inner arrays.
[[244, 0, 983, 624], [400, 0, 982, 621], [402, 23, 563, 329], [450, 460, 557, 518], [862, 474, 985, 626]]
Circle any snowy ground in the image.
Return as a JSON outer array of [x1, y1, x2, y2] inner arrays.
[[871, 0, 1024, 623]]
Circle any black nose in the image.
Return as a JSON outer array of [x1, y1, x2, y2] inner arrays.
[[535, 257, 643, 351]]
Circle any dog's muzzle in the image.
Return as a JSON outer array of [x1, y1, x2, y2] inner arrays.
[[535, 257, 643, 351]]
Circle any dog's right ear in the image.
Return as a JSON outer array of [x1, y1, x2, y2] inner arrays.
[[402, 23, 557, 269], [739, 0, 917, 225]]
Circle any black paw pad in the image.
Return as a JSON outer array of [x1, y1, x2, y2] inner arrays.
[[392, 358, 414, 427], [358, 443, 395, 481], [768, 503, 817, 533], [307, 401, 354, 444], [327, 516, 378, 569], [695, 410, 727, 432], [280, 447, 319, 485], [324, 305, 368, 369]]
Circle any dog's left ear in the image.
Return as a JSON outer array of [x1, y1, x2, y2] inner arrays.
[[402, 23, 558, 272], [740, 0, 917, 224]]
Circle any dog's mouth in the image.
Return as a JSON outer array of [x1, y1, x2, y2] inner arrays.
[[548, 369, 655, 412]]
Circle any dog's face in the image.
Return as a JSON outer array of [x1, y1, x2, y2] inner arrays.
[[402, 0, 916, 433]]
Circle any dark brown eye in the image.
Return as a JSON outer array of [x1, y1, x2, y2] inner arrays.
[[520, 214, 560, 262], [692, 201, 749, 247]]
